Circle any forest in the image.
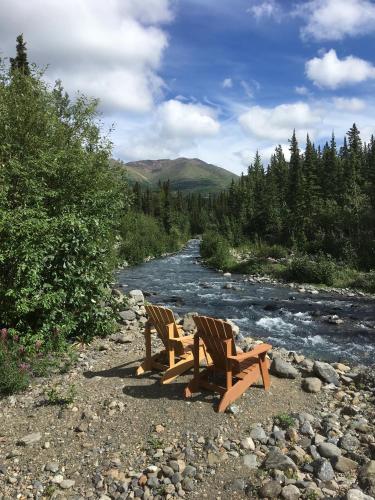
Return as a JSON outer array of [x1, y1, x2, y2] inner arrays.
[[129, 126, 375, 292]]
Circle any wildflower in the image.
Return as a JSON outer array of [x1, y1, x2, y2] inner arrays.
[[0, 328, 8, 341], [35, 340, 42, 350]]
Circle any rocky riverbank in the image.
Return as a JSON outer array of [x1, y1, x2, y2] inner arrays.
[[0, 288, 374, 500]]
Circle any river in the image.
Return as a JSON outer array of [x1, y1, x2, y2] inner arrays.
[[118, 239, 375, 365]]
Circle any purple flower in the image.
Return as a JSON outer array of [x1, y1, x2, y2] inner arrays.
[[0, 328, 8, 342], [19, 362, 30, 372], [18, 345, 26, 356]]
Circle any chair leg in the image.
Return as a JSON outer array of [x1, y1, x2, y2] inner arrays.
[[259, 354, 271, 391], [161, 358, 194, 384], [217, 370, 260, 412], [184, 334, 201, 397]]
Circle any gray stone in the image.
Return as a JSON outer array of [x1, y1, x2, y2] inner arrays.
[[45, 462, 59, 473], [302, 377, 322, 393], [60, 479, 75, 489], [332, 456, 358, 473], [359, 461, 375, 496], [250, 426, 268, 444], [182, 465, 196, 478], [271, 357, 299, 379], [128, 289, 144, 304], [171, 472, 182, 484], [224, 478, 246, 492], [182, 312, 198, 332], [259, 480, 282, 498], [162, 465, 174, 477], [264, 450, 297, 471], [181, 477, 194, 491], [119, 310, 136, 321], [17, 432, 42, 446], [318, 442, 341, 459], [346, 489, 375, 500], [281, 484, 300, 500], [240, 437, 255, 450], [243, 454, 258, 469], [300, 421, 314, 437], [313, 459, 335, 481], [227, 404, 240, 415], [340, 434, 360, 452], [313, 361, 340, 385], [147, 476, 159, 488]]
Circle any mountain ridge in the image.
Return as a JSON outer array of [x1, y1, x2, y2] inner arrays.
[[113, 157, 238, 193]]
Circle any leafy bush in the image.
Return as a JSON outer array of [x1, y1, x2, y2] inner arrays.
[[282, 254, 335, 286], [200, 231, 233, 270], [0, 62, 128, 345], [253, 243, 289, 260], [349, 270, 375, 293], [119, 212, 185, 265]]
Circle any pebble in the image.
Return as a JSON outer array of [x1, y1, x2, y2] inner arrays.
[[17, 432, 42, 446]]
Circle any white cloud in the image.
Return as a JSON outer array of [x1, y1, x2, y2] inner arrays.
[[115, 99, 220, 161], [306, 49, 375, 89], [222, 78, 233, 89], [296, 0, 375, 41], [0, 0, 172, 112], [333, 97, 365, 111], [158, 100, 220, 139], [247, 1, 281, 21], [238, 102, 322, 141], [295, 86, 310, 96]]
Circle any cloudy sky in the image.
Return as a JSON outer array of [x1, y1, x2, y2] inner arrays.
[[1, 0, 375, 174]]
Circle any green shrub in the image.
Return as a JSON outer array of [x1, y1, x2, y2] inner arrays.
[[0, 62, 128, 346], [282, 254, 335, 286], [201, 231, 233, 270], [349, 270, 375, 293], [120, 212, 187, 265], [253, 242, 289, 260]]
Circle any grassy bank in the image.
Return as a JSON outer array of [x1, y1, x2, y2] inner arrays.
[[201, 231, 375, 293]]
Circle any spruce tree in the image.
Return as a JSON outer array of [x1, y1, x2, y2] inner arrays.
[[10, 34, 30, 76]]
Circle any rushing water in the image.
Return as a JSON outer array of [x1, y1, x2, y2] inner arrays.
[[117, 240, 375, 365]]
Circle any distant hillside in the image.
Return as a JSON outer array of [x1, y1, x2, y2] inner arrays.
[[113, 158, 238, 193]]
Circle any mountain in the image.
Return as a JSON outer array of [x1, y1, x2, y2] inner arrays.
[[115, 158, 238, 193]]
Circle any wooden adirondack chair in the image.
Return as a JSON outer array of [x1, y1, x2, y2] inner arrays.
[[185, 315, 272, 412], [136, 304, 210, 384]]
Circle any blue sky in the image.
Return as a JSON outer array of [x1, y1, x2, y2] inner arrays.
[[1, 0, 375, 173]]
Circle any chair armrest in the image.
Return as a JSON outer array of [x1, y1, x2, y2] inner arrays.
[[169, 334, 195, 345], [227, 343, 272, 361]]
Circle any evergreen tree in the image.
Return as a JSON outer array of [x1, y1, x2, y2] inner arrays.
[[10, 34, 30, 76]]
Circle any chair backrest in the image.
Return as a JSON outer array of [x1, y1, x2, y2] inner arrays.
[[145, 304, 181, 349], [193, 315, 236, 370]]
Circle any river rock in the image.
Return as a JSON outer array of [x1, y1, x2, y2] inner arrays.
[[264, 450, 297, 471], [241, 437, 255, 451], [281, 484, 300, 500], [250, 426, 268, 444], [183, 312, 198, 332], [313, 361, 340, 385], [313, 459, 335, 481], [243, 454, 258, 469], [318, 442, 342, 459], [259, 480, 282, 498], [346, 489, 375, 500], [340, 434, 360, 452], [128, 289, 144, 304], [60, 479, 75, 489], [359, 461, 375, 496], [332, 456, 359, 473], [119, 310, 136, 322], [302, 377, 322, 393], [270, 357, 298, 379]]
